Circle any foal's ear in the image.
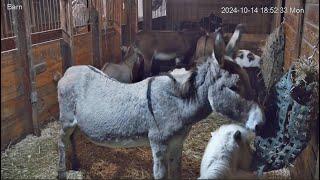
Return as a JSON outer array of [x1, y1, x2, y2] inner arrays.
[[225, 24, 245, 58], [233, 130, 242, 142], [213, 28, 225, 65]]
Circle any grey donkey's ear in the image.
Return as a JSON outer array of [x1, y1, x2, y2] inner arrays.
[[213, 28, 226, 65], [225, 24, 245, 58], [233, 130, 242, 142]]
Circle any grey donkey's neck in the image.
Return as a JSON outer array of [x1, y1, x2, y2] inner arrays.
[[180, 59, 217, 123], [148, 57, 218, 126]]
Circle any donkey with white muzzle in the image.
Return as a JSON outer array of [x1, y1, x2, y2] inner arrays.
[[57, 28, 265, 179]]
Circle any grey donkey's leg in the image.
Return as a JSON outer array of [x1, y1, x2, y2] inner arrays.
[[149, 139, 169, 179], [166, 126, 191, 180], [58, 126, 76, 179]]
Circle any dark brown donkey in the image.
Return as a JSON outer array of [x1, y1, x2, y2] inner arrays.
[[101, 46, 144, 83], [131, 30, 202, 77]]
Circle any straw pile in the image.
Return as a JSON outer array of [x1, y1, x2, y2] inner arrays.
[[1, 113, 231, 179]]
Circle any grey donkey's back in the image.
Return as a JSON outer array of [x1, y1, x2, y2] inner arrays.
[[57, 65, 153, 142]]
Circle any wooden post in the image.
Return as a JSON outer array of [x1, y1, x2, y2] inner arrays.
[[60, 0, 74, 72], [129, 0, 138, 43], [166, 0, 173, 30], [12, 0, 40, 136], [90, 7, 102, 68], [143, 0, 152, 31], [123, 0, 138, 45], [271, 0, 283, 31], [295, 0, 306, 58], [113, 0, 122, 63]]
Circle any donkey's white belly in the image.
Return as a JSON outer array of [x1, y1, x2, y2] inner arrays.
[[87, 136, 150, 148], [154, 52, 177, 60]]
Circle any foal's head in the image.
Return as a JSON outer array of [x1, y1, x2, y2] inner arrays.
[[206, 26, 265, 132]]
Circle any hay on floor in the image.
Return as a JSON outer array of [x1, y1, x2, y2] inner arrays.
[[1, 113, 231, 179]]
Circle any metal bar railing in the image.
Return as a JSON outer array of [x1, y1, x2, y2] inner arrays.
[[1, 0, 61, 39]]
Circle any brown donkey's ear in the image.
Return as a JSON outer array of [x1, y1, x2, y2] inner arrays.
[[213, 28, 226, 65], [225, 24, 245, 58]]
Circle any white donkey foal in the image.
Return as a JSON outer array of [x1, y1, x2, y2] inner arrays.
[[199, 124, 257, 179]]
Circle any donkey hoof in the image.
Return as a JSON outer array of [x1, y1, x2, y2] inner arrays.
[[58, 171, 67, 180]]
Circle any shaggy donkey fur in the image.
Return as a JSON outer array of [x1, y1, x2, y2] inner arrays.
[[57, 31, 264, 180]]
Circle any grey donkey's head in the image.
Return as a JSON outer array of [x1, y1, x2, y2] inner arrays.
[[204, 26, 265, 132]]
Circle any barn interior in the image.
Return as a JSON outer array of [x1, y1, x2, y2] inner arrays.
[[1, 0, 319, 179]]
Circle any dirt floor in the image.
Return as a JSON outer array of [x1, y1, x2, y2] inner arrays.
[[1, 113, 232, 179]]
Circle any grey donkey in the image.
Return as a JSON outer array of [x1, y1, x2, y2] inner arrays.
[[57, 30, 265, 179]]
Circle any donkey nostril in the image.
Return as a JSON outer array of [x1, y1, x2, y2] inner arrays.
[[254, 125, 259, 132], [255, 124, 263, 133]]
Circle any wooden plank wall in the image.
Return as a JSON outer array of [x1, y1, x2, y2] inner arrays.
[[1, 50, 33, 149], [166, 0, 275, 34], [1, 0, 124, 150], [283, 0, 305, 69], [282, 0, 319, 179], [1, 32, 93, 150]]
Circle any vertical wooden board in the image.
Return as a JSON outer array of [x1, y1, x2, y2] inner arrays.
[[60, 0, 74, 72], [305, 3, 319, 26], [37, 94, 59, 125], [36, 61, 62, 88], [11, 0, 39, 136], [1, 68, 24, 100], [1, 112, 33, 150], [143, 0, 152, 30], [130, 0, 138, 43], [1, 95, 27, 120], [1, 50, 17, 68], [111, 0, 123, 63], [32, 40, 62, 67], [73, 33, 93, 65], [32, 40, 62, 125], [90, 7, 102, 68], [302, 21, 319, 46], [36, 81, 60, 125]]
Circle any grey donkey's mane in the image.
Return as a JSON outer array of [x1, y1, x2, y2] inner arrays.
[[148, 61, 209, 101], [147, 58, 213, 125]]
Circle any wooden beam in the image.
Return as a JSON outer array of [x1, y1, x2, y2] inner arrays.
[[271, 0, 283, 30], [129, 0, 138, 43], [12, 0, 40, 136], [123, 0, 138, 45], [296, 0, 306, 58], [90, 7, 102, 68], [113, 0, 122, 62], [143, 0, 152, 30], [60, 0, 74, 72], [166, 0, 173, 30]]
